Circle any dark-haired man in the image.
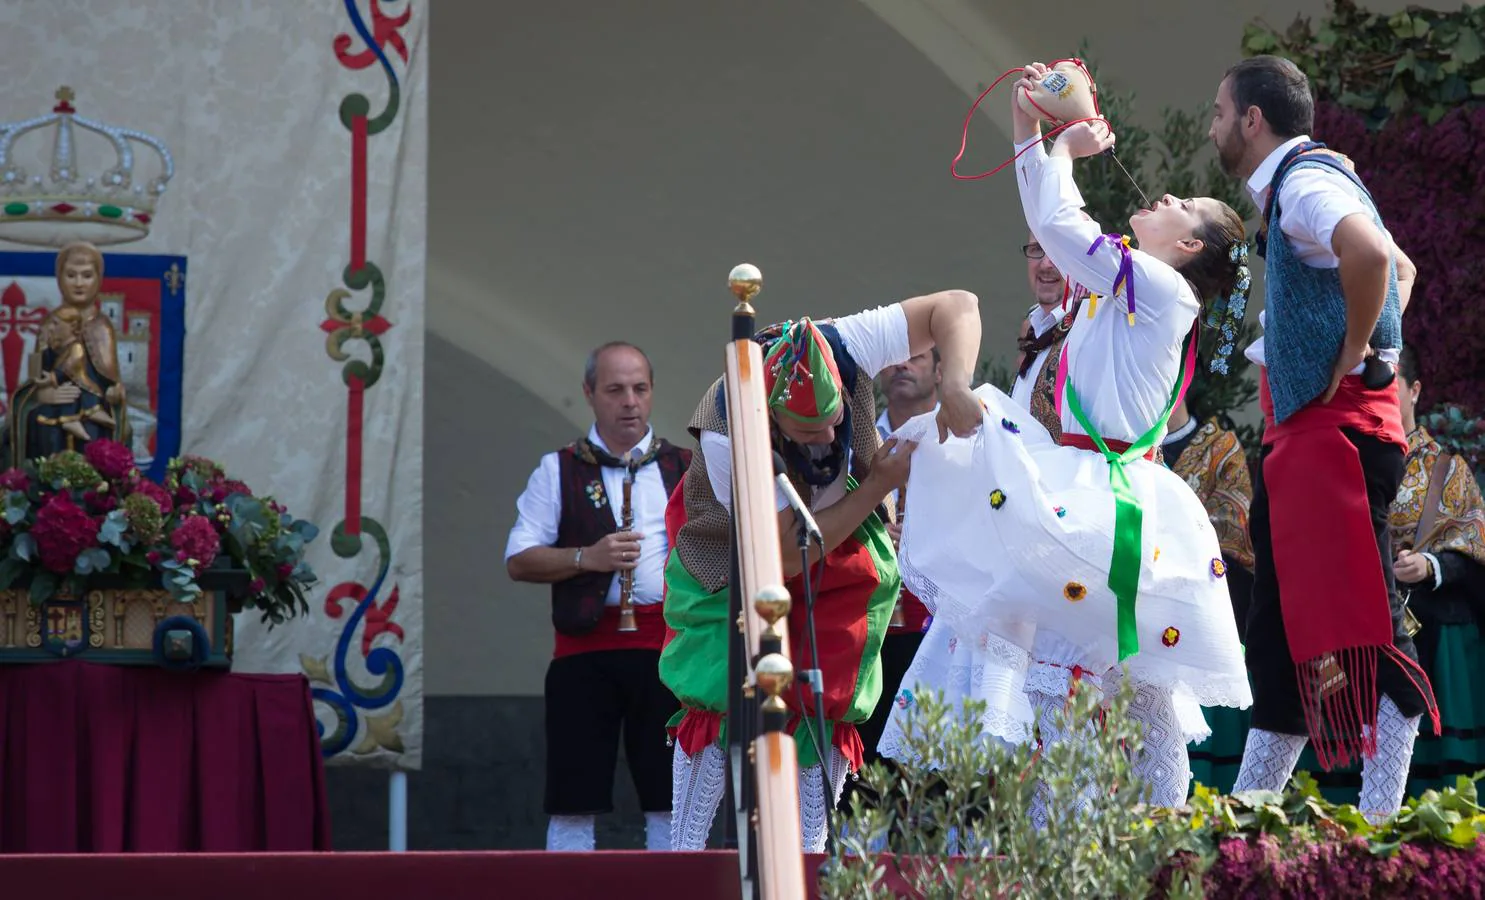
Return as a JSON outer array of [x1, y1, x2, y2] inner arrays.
[[1209, 54, 1426, 821], [506, 341, 691, 851]]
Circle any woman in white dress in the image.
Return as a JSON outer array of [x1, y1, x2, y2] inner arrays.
[[879, 65, 1253, 816]]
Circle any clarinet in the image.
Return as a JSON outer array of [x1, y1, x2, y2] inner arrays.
[[616, 455, 639, 632], [889, 483, 907, 628]]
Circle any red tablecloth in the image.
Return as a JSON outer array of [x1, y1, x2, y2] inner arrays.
[[0, 661, 331, 853]]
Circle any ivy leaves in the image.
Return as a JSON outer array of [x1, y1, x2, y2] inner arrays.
[[1244, 0, 1485, 128]]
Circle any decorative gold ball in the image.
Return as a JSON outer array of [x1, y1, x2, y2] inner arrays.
[[753, 652, 794, 698], [752, 584, 791, 624], [728, 263, 762, 305]]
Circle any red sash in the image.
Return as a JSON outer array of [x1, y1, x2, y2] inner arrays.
[[1259, 372, 1437, 767]]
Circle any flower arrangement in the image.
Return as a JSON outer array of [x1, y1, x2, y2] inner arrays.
[[0, 439, 317, 626]]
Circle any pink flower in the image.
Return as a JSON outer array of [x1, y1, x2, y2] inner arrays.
[[83, 439, 137, 482], [0, 468, 29, 493], [132, 479, 172, 514], [81, 490, 118, 514], [174, 487, 198, 509], [277, 563, 294, 580], [249, 577, 266, 593], [32, 493, 100, 573], [145, 550, 162, 564], [169, 515, 220, 570], [223, 480, 252, 498]]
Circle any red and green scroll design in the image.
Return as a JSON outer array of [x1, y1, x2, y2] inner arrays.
[[305, 0, 411, 759]]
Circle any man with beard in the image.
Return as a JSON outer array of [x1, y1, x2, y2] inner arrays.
[[660, 290, 982, 852], [1208, 54, 1428, 822], [1012, 232, 1082, 438]]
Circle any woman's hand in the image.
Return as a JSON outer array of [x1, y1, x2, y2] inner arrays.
[[1050, 120, 1115, 160], [1010, 63, 1050, 143]]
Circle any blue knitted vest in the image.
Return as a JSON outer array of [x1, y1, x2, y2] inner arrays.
[[1260, 147, 1400, 424]]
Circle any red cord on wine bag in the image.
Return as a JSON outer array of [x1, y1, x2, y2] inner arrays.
[[950, 58, 1112, 180]]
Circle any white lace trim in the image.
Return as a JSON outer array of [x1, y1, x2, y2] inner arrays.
[[671, 743, 726, 851], [899, 564, 1252, 712], [545, 815, 596, 852]]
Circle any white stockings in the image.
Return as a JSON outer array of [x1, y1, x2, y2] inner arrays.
[[545, 815, 595, 851], [799, 748, 850, 853], [1234, 696, 1420, 823], [670, 742, 852, 851]]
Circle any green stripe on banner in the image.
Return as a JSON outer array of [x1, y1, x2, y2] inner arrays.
[[1062, 324, 1195, 660]]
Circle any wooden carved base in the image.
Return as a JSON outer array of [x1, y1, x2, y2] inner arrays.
[[0, 581, 238, 668]]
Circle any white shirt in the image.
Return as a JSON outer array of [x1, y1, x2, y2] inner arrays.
[[1009, 303, 1062, 409], [504, 426, 671, 606], [1016, 137, 1198, 444], [701, 303, 911, 514], [1242, 135, 1396, 372]]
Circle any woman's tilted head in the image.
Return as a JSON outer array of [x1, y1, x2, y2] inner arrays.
[[1130, 195, 1246, 302]]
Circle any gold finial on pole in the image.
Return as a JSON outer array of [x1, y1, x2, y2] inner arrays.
[[729, 263, 762, 314], [753, 585, 791, 643], [754, 652, 794, 716]]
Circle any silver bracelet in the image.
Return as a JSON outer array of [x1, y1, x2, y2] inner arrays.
[[573, 547, 584, 571]]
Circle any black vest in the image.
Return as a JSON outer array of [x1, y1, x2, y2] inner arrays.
[[552, 439, 690, 635]]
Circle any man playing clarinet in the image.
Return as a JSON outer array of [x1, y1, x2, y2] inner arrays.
[[506, 341, 691, 851]]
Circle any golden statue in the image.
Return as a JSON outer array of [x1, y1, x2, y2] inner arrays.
[[6, 241, 131, 465]]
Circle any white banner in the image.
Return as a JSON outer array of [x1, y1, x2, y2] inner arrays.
[[0, 0, 427, 769]]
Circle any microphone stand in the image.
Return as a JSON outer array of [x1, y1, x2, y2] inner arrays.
[[792, 513, 836, 855]]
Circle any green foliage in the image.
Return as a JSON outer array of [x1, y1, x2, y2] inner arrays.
[[819, 680, 1210, 899], [818, 679, 1485, 898], [1243, 0, 1485, 128]]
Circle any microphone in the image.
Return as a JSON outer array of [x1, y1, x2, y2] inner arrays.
[[771, 450, 823, 545]]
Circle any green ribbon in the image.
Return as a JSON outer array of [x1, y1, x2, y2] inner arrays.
[[1061, 325, 1196, 660]]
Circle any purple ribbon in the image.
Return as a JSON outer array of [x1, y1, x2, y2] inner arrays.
[[1087, 233, 1136, 322]]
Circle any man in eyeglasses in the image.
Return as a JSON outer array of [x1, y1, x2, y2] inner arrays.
[[1011, 232, 1082, 437]]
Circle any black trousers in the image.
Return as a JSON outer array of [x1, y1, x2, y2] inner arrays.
[[1245, 427, 1427, 735], [543, 649, 678, 815]]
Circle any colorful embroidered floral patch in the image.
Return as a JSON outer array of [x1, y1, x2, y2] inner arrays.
[[1001, 417, 1021, 434], [1210, 557, 1227, 578], [921, 615, 933, 633], [1153, 546, 1161, 562], [895, 689, 915, 710], [989, 489, 1007, 509], [585, 480, 607, 508], [947, 636, 958, 654], [1161, 626, 1180, 648], [1053, 505, 1067, 518], [1063, 582, 1087, 602]]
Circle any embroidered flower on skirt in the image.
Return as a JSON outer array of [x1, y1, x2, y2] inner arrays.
[[1154, 546, 1161, 561], [1053, 505, 1067, 518], [989, 489, 1007, 509], [1210, 557, 1227, 578], [947, 636, 958, 654], [895, 689, 915, 710], [585, 481, 606, 507], [1001, 417, 1021, 434], [921, 615, 933, 633], [1063, 582, 1087, 602], [1161, 626, 1181, 648]]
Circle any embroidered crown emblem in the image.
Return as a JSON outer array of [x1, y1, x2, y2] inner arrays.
[[0, 87, 174, 247]]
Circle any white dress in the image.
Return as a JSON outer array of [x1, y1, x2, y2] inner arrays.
[[878, 140, 1252, 764]]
